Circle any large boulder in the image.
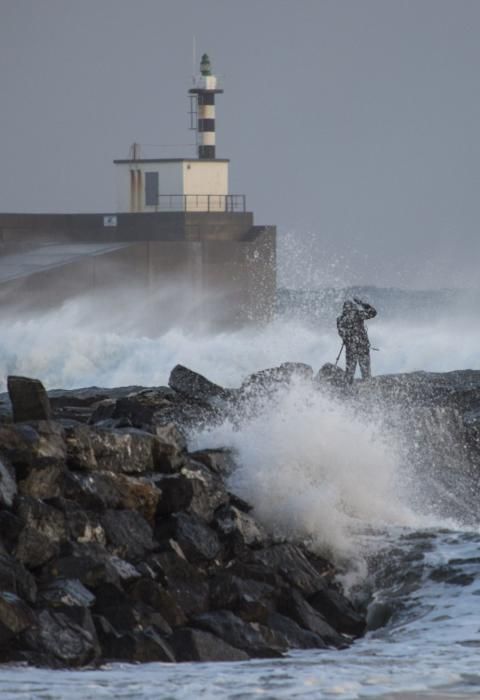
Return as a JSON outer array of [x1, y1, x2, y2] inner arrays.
[[101, 509, 156, 561], [155, 512, 222, 563], [0, 592, 35, 646], [7, 376, 52, 423], [169, 365, 228, 404], [192, 610, 286, 658], [279, 589, 346, 648], [308, 587, 366, 637], [90, 428, 156, 474], [15, 498, 67, 569], [170, 627, 248, 662], [22, 608, 99, 667], [147, 548, 209, 617], [250, 543, 329, 597], [0, 458, 17, 508]]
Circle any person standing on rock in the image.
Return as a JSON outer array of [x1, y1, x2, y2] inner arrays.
[[336, 297, 377, 384]]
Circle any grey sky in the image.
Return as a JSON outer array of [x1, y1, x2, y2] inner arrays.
[[1, 0, 479, 288]]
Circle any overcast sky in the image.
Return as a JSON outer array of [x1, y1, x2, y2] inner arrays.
[[1, 0, 479, 288]]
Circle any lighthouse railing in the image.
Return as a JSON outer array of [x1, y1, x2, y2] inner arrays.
[[155, 194, 246, 213]]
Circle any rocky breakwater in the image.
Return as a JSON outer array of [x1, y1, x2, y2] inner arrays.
[[0, 370, 365, 668]]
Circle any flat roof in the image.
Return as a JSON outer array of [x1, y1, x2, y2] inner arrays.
[[113, 158, 230, 164], [0, 242, 132, 284]]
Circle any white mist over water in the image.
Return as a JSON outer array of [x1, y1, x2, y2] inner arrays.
[[1, 293, 480, 391]]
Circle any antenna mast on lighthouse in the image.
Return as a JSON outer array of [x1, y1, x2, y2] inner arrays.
[[189, 53, 223, 159]]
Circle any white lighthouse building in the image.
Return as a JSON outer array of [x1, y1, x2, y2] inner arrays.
[[114, 54, 242, 214]]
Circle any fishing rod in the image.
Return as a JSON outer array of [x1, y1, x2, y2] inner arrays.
[[335, 343, 344, 366]]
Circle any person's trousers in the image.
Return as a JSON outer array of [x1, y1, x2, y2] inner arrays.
[[345, 345, 371, 384]]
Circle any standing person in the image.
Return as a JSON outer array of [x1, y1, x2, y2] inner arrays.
[[336, 297, 377, 384]]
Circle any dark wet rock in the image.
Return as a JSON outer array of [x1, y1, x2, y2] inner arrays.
[[90, 428, 156, 474], [240, 362, 313, 397], [43, 542, 135, 589], [0, 458, 16, 508], [209, 574, 275, 623], [309, 587, 366, 637], [0, 592, 35, 645], [0, 551, 37, 603], [250, 543, 328, 596], [156, 512, 222, 563], [64, 470, 160, 522], [130, 578, 185, 628], [147, 549, 209, 617], [267, 611, 328, 649], [50, 499, 106, 545], [95, 615, 175, 662], [170, 627, 248, 662], [429, 566, 475, 586], [8, 375, 52, 423], [18, 463, 64, 500], [101, 509, 156, 561], [214, 504, 268, 549], [169, 364, 228, 404], [62, 421, 97, 470], [23, 608, 98, 667], [0, 511, 24, 552], [15, 498, 67, 569], [366, 600, 394, 631], [38, 578, 96, 609], [279, 589, 346, 648], [109, 388, 177, 428], [189, 449, 235, 477], [155, 473, 194, 515], [152, 423, 188, 472], [182, 461, 229, 522], [192, 610, 286, 658], [315, 363, 346, 388], [0, 422, 66, 481]]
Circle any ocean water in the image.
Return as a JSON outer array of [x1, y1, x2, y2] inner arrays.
[[1, 287, 480, 699]]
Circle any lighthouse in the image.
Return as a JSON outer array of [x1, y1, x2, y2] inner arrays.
[[189, 53, 223, 160]]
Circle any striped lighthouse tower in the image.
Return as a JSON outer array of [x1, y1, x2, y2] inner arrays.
[[189, 54, 223, 159]]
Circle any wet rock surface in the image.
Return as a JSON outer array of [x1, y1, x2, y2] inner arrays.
[[12, 364, 480, 666]]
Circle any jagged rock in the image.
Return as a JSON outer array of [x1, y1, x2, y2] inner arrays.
[[241, 363, 314, 396], [0, 458, 16, 508], [62, 421, 97, 470], [110, 388, 177, 428], [209, 574, 275, 623], [152, 423, 187, 473], [7, 375, 52, 422], [101, 509, 156, 561], [23, 608, 98, 667], [64, 471, 160, 522], [267, 611, 328, 649], [309, 587, 366, 637], [18, 463, 64, 499], [315, 363, 347, 388], [44, 542, 138, 589], [169, 364, 227, 403], [192, 610, 285, 658], [90, 428, 156, 474], [50, 499, 106, 545], [170, 627, 249, 662], [279, 589, 346, 648], [0, 422, 66, 481], [0, 511, 24, 552], [184, 461, 229, 522], [250, 544, 328, 597], [0, 592, 35, 645], [155, 473, 194, 515], [15, 498, 67, 568], [156, 512, 222, 563], [189, 449, 235, 476], [0, 551, 37, 603], [214, 504, 268, 548], [130, 578, 186, 628], [38, 578, 96, 609], [95, 616, 175, 662], [147, 549, 209, 616]]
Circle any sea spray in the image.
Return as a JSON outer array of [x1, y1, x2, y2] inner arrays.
[[191, 378, 417, 577]]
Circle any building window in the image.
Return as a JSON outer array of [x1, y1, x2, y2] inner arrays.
[[145, 171, 159, 206]]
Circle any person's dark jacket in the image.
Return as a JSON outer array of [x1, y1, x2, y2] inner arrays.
[[336, 299, 377, 351]]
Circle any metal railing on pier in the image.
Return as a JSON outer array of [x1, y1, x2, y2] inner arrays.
[[155, 194, 246, 213]]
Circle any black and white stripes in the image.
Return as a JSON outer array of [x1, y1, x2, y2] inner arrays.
[[189, 54, 223, 160]]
